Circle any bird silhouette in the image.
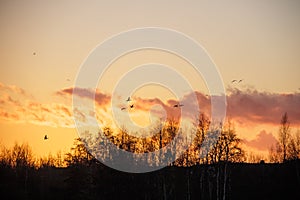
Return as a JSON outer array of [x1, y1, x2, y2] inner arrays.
[[33, 52, 36, 56], [130, 104, 134, 108], [126, 97, 131, 102], [121, 107, 126, 111], [231, 80, 237, 83], [44, 135, 49, 140], [174, 104, 184, 107], [238, 79, 243, 83], [66, 78, 71, 81]]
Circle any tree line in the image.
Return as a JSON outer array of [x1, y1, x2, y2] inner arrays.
[[269, 112, 300, 163], [0, 112, 300, 200], [1, 112, 300, 170], [1, 113, 246, 169]]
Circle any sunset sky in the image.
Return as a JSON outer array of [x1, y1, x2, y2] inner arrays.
[[1, 0, 300, 160]]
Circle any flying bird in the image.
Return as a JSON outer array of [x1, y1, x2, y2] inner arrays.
[[121, 107, 126, 111], [33, 52, 36, 56], [174, 104, 184, 107], [130, 104, 134, 108], [66, 78, 71, 81], [238, 79, 243, 83], [126, 97, 131, 102], [231, 80, 237, 83], [44, 135, 49, 140]]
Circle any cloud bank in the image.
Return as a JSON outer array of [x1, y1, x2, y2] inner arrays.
[[226, 88, 300, 126], [1, 82, 300, 130]]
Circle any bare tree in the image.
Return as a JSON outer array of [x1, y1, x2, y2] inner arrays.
[[2, 142, 35, 168], [206, 121, 244, 164], [278, 112, 291, 162], [287, 130, 300, 160], [64, 138, 95, 167], [0, 142, 35, 194], [247, 152, 265, 163], [268, 142, 281, 163], [38, 153, 56, 168]]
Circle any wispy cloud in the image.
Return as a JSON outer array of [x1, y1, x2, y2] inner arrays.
[[0, 83, 73, 127], [0, 110, 19, 121]]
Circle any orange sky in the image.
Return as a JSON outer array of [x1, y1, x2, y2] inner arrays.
[[1, 1, 300, 159]]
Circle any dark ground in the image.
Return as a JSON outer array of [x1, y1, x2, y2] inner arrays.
[[0, 161, 300, 200]]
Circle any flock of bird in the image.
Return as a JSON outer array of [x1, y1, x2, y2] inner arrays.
[[35, 46, 244, 140], [118, 78, 244, 112], [43, 78, 240, 141], [173, 104, 184, 107], [231, 79, 243, 83], [120, 97, 134, 111], [120, 96, 184, 111], [119, 79, 243, 111]]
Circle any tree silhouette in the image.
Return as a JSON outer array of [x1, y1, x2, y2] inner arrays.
[[288, 130, 300, 160], [0, 118, 300, 200], [278, 112, 291, 162], [64, 138, 100, 199], [64, 138, 95, 167]]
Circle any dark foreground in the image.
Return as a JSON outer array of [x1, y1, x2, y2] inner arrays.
[[1, 161, 300, 200]]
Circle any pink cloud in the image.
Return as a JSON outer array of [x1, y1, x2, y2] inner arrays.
[[227, 88, 300, 125], [131, 91, 221, 125], [133, 97, 181, 121], [56, 87, 111, 107], [243, 130, 278, 151], [1, 81, 300, 130], [0, 82, 74, 127], [130, 88, 300, 128], [0, 111, 19, 121]]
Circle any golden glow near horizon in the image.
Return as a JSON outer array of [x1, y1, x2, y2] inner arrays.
[[1, 1, 300, 159]]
